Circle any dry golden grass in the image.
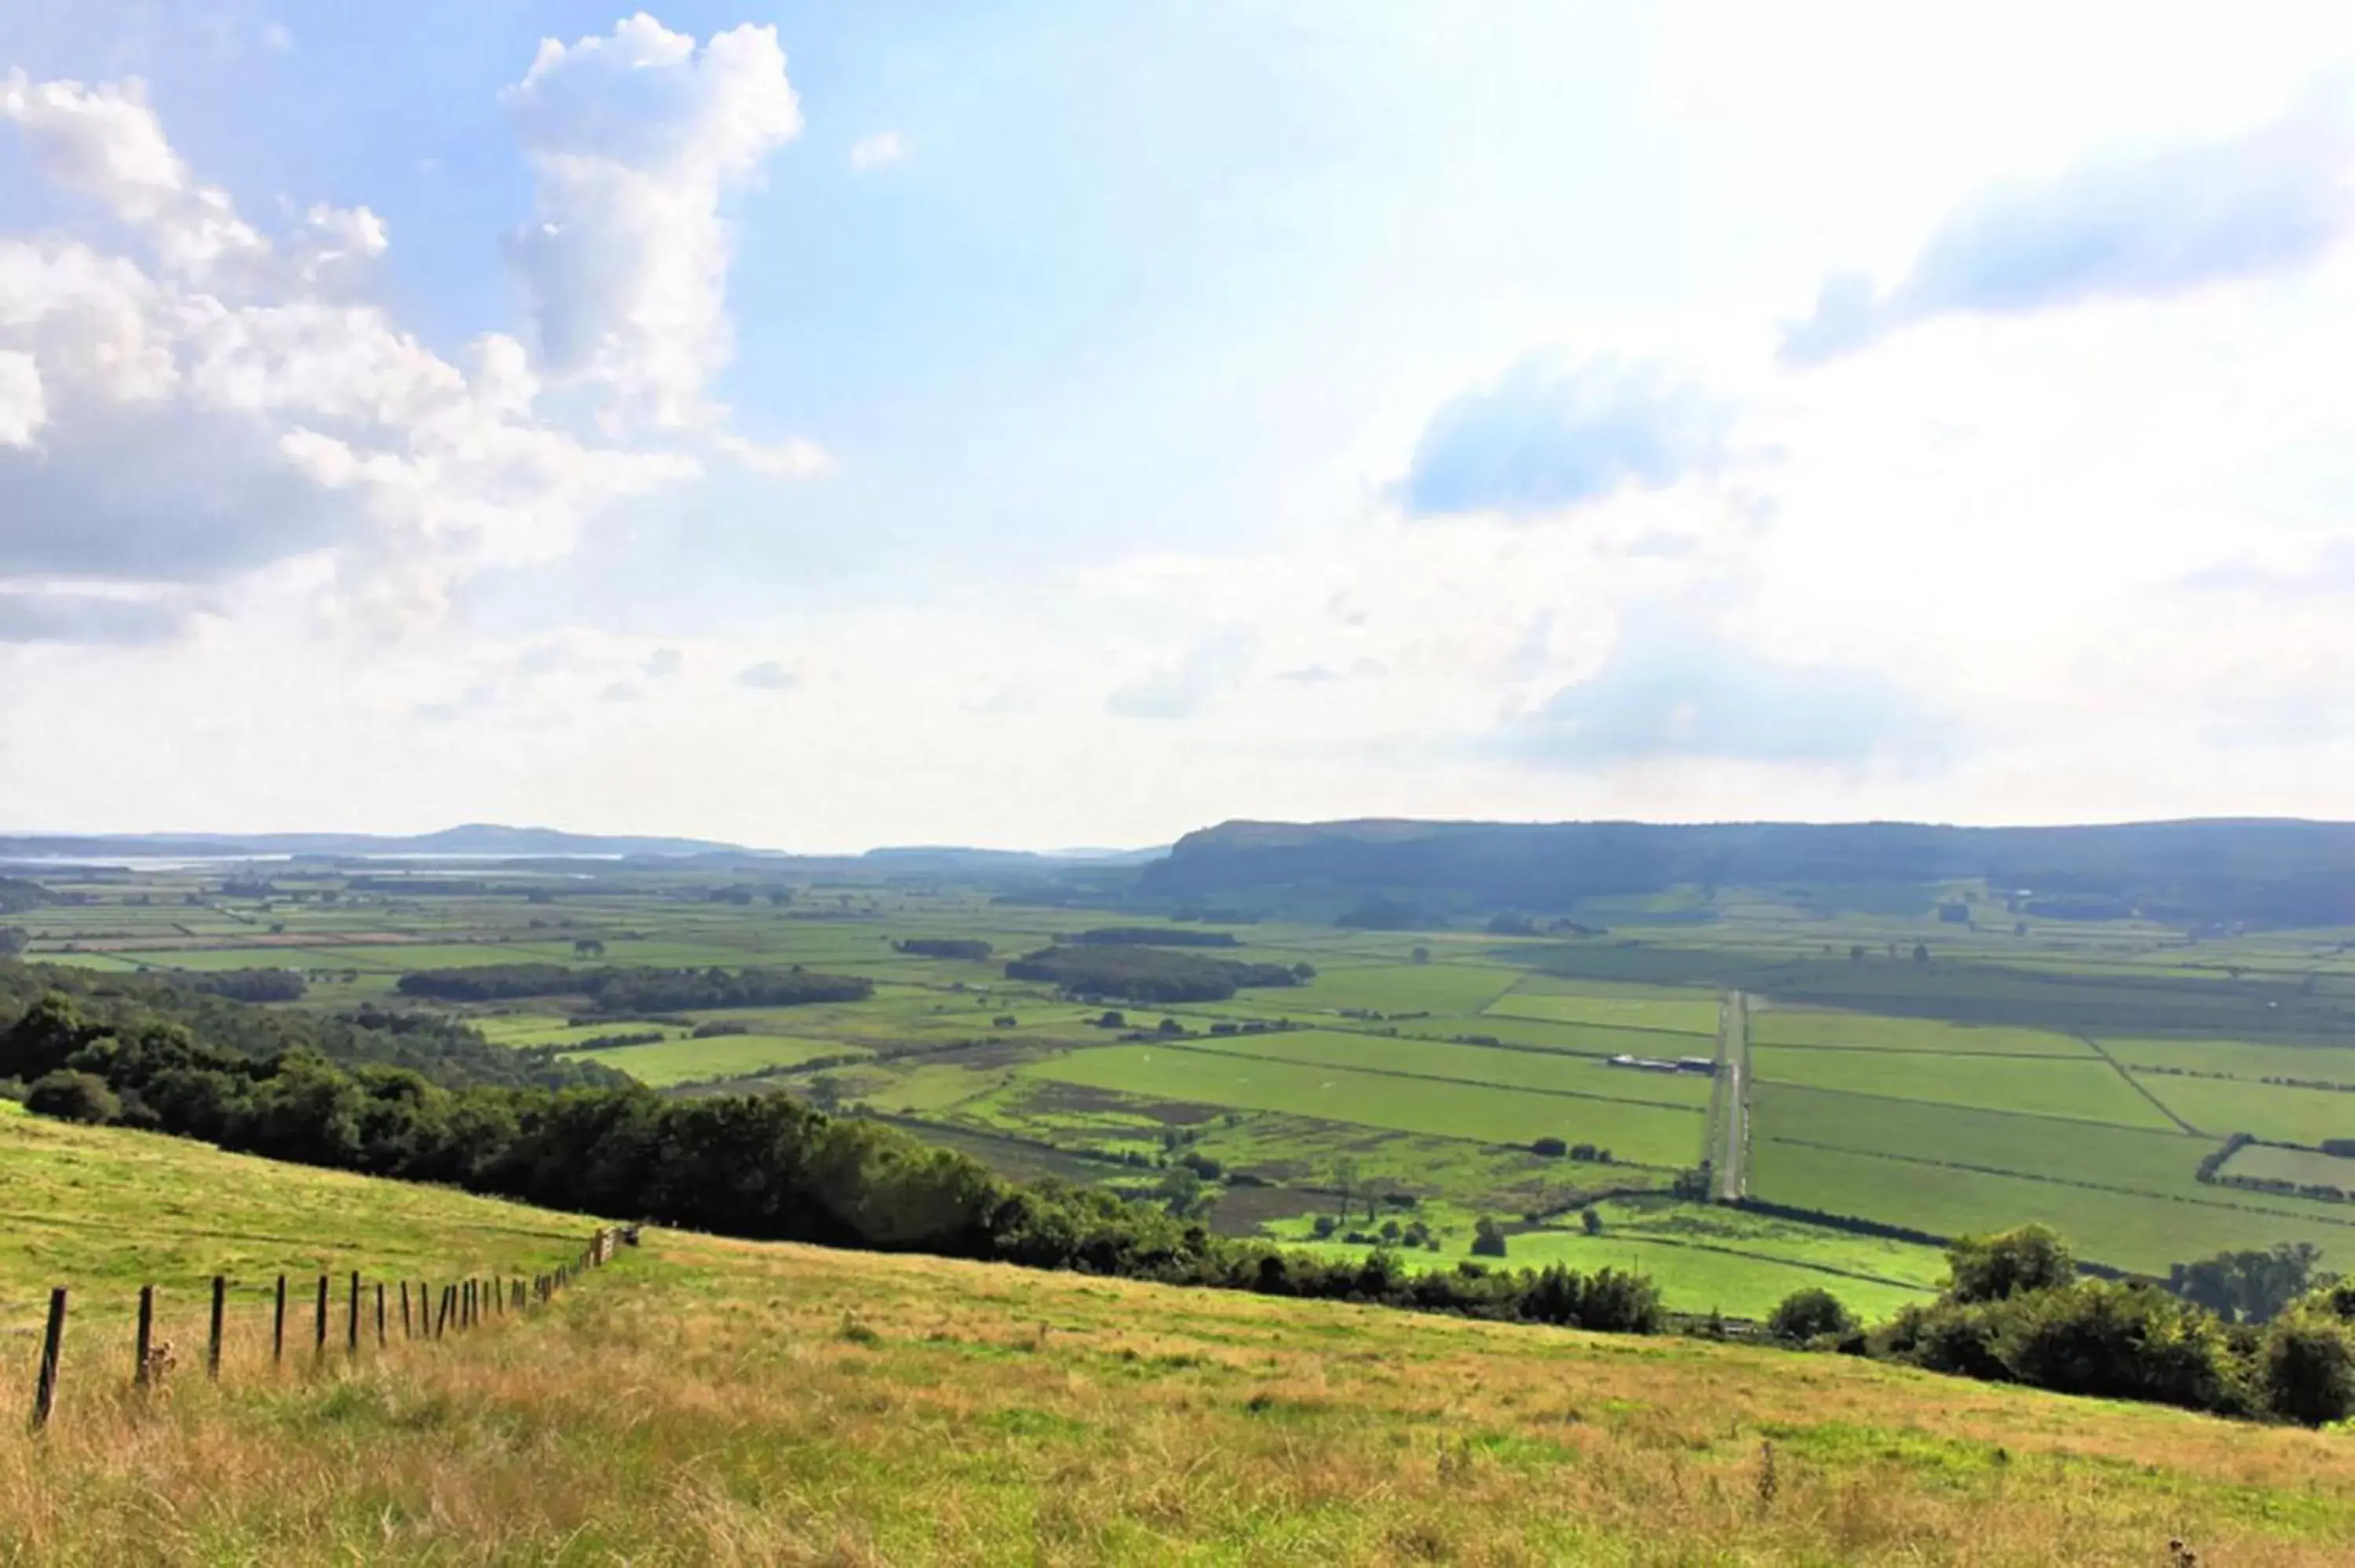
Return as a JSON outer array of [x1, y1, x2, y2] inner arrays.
[[4, 1227, 2353, 1564]]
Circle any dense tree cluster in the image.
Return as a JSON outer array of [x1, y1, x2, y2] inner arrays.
[[1005, 946, 1308, 1003], [1067, 928, 1241, 948], [393, 964, 873, 1012], [0, 877, 50, 914], [0, 963, 619, 1091], [177, 968, 309, 1003], [893, 939, 995, 960], [1855, 1226, 2355, 1424]]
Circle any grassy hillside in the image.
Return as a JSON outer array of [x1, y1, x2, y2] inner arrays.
[[0, 1101, 595, 1349], [4, 1116, 2353, 1563]]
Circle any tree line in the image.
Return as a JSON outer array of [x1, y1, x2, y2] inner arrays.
[[0, 962, 620, 1090], [1004, 946, 1310, 1003], [393, 964, 873, 1012]]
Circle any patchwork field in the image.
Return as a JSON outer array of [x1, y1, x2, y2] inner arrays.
[[13, 857, 2355, 1314]]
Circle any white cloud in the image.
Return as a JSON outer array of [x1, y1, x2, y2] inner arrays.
[[0, 66, 700, 635], [849, 130, 906, 172], [0, 351, 46, 446], [712, 430, 833, 478], [0, 71, 266, 277], [261, 23, 294, 54], [501, 15, 802, 431]]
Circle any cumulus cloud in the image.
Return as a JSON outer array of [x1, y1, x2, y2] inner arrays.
[[0, 66, 699, 633], [849, 130, 906, 172], [642, 646, 684, 678], [1401, 355, 1730, 517], [502, 15, 802, 430], [735, 658, 796, 690], [1784, 104, 2355, 364], [1502, 617, 1926, 767], [0, 71, 268, 277]]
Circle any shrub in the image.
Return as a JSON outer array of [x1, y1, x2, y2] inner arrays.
[[1470, 1216, 1509, 1258], [1766, 1287, 1857, 1345], [2262, 1311, 2355, 1426], [1993, 1282, 2242, 1414], [1531, 1136, 1568, 1157], [1945, 1224, 2075, 1302], [26, 1068, 119, 1124]]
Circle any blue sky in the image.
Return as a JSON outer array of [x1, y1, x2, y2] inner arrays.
[[2, 2, 2353, 848]]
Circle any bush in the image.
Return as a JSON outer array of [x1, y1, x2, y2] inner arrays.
[[1766, 1287, 1857, 1345], [2262, 1311, 2355, 1426], [25, 1068, 119, 1124], [1531, 1136, 1568, 1157], [1993, 1281, 2242, 1413], [1470, 1216, 1508, 1258], [1945, 1224, 2075, 1302]]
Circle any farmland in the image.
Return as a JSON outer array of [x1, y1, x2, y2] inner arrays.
[[9, 852, 2355, 1313]]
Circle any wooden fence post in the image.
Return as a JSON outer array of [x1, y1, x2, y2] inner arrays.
[[346, 1271, 360, 1355], [313, 1274, 328, 1355], [273, 1274, 287, 1365], [208, 1275, 226, 1380], [133, 1285, 155, 1389], [436, 1285, 452, 1340], [400, 1281, 411, 1339], [31, 1288, 65, 1431], [376, 1282, 387, 1347]]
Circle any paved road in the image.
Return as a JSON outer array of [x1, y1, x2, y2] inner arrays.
[[1711, 990, 1750, 1201]]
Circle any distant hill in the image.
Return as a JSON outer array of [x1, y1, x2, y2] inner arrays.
[[1141, 817, 2355, 927], [0, 823, 753, 861]]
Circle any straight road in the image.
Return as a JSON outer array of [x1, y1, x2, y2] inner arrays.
[[1711, 990, 1751, 1201]]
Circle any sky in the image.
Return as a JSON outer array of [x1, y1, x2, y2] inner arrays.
[[2, 2, 2353, 851]]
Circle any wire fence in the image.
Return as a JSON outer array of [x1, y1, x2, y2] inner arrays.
[[23, 1225, 630, 1431]]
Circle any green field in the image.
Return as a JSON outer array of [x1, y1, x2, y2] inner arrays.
[[2220, 1141, 2355, 1190], [570, 1032, 864, 1085], [2101, 1036, 2355, 1084], [1749, 1044, 2176, 1128], [2138, 1074, 2355, 1143], [1027, 1044, 1709, 1165], [0, 1107, 596, 1347], [1751, 1008, 2094, 1056], [16, 856, 2355, 1306]]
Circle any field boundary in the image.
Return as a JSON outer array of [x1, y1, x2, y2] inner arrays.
[[18, 1227, 622, 1432], [2077, 1034, 2202, 1135]]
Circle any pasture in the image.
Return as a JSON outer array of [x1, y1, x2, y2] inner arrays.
[[12, 856, 2355, 1299]]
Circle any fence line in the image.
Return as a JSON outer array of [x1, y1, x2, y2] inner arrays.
[[22, 1225, 633, 1433]]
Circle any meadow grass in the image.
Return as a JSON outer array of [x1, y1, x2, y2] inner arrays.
[[9, 1218, 2353, 1564]]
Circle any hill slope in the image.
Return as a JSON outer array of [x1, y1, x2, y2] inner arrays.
[[4, 1111, 2352, 1564], [1146, 816, 2355, 925]]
